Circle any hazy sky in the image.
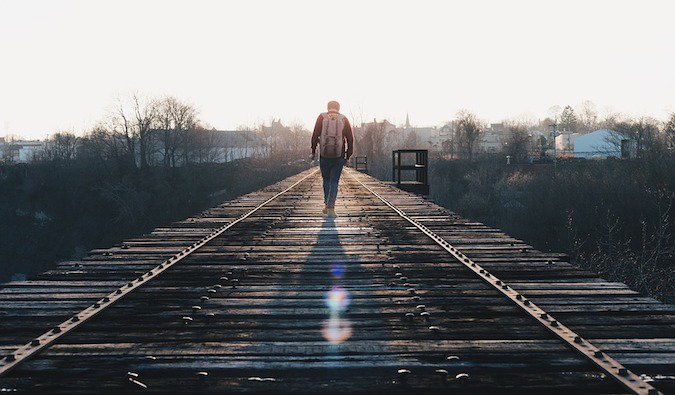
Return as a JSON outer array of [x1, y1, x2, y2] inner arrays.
[[1, 0, 674, 139]]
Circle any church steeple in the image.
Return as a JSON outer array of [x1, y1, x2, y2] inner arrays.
[[405, 113, 411, 129]]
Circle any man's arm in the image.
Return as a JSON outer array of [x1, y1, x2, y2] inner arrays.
[[311, 114, 323, 157], [343, 118, 354, 160]]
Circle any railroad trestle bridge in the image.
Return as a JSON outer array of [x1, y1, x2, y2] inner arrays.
[[0, 168, 673, 394]]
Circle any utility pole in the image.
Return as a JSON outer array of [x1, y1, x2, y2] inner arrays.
[[549, 122, 559, 173]]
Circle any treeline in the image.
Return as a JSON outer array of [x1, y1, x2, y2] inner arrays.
[[355, 108, 674, 175], [0, 153, 308, 283], [427, 156, 674, 303], [0, 94, 312, 282], [356, 110, 674, 303]]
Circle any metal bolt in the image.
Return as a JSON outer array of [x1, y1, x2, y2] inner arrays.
[[540, 313, 548, 319], [5, 354, 16, 362], [550, 320, 558, 327], [455, 373, 469, 382], [408, 288, 417, 295], [416, 305, 426, 311], [574, 336, 583, 344], [192, 306, 202, 313], [196, 371, 208, 377], [447, 355, 460, 361], [420, 311, 431, 319], [618, 368, 628, 376], [128, 378, 147, 389], [31, 339, 40, 346], [397, 369, 411, 381], [523, 300, 531, 306], [404, 312, 415, 321], [594, 351, 603, 358], [201, 296, 210, 302], [428, 325, 440, 332], [127, 372, 139, 378], [182, 316, 193, 324], [435, 369, 449, 381], [399, 277, 408, 282], [52, 326, 62, 333]]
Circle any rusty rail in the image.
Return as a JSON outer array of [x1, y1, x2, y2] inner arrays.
[[0, 168, 319, 377], [346, 168, 661, 395]]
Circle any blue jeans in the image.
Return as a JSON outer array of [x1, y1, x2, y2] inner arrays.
[[319, 156, 344, 207]]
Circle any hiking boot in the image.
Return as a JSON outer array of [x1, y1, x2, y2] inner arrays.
[[322, 206, 328, 214], [326, 208, 337, 217]]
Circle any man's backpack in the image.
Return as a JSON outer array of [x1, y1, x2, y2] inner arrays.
[[319, 112, 345, 158]]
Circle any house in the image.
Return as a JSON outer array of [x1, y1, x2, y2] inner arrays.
[[572, 129, 631, 159], [480, 123, 505, 153], [400, 114, 444, 150], [0, 138, 46, 163], [554, 131, 577, 156], [211, 130, 269, 162]]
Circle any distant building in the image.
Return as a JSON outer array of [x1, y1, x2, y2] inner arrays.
[[480, 123, 505, 153], [145, 129, 269, 166], [211, 130, 269, 162], [572, 129, 631, 159], [0, 138, 46, 163], [555, 132, 577, 156], [400, 114, 445, 150]]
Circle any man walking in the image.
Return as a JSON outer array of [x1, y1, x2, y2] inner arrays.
[[311, 100, 354, 217]]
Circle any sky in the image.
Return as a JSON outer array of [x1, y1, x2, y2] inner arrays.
[[1, 0, 674, 139]]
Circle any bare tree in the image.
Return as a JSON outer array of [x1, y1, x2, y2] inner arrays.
[[502, 123, 532, 163], [403, 129, 420, 148], [577, 100, 598, 133], [155, 96, 198, 167], [0, 134, 21, 163], [453, 110, 483, 160], [44, 132, 79, 161], [131, 94, 157, 169], [111, 98, 137, 169], [665, 113, 675, 150], [612, 117, 663, 159]]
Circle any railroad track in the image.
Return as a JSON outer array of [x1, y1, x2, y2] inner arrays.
[[0, 168, 673, 393]]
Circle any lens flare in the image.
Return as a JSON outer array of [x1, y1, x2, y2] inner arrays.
[[322, 314, 353, 344], [325, 286, 350, 312], [330, 263, 345, 278]]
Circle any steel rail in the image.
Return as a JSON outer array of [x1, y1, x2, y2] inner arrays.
[[0, 168, 319, 377], [347, 169, 660, 395]]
